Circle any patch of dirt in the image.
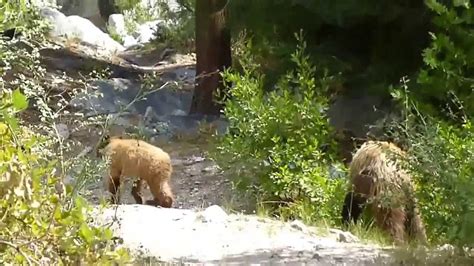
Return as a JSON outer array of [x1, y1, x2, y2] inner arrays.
[[79, 136, 254, 213]]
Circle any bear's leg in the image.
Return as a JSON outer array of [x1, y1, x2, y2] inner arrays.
[[407, 206, 428, 244], [157, 181, 174, 208], [108, 167, 121, 204], [342, 171, 376, 226], [147, 179, 174, 208], [131, 179, 145, 204], [341, 192, 367, 226], [411, 212, 428, 244], [402, 186, 428, 244], [374, 206, 406, 245]]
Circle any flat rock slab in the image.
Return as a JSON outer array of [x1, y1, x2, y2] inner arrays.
[[92, 205, 392, 265]]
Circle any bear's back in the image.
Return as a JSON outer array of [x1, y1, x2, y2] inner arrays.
[[350, 141, 407, 183], [104, 138, 172, 180], [105, 138, 170, 163]]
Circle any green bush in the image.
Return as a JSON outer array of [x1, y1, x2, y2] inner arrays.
[[213, 33, 346, 224], [152, 0, 195, 53], [0, 2, 130, 264], [388, 84, 474, 247], [0, 90, 130, 264], [391, 0, 474, 247], [415, 0, 474, 118], [370, 0, 474, 247]]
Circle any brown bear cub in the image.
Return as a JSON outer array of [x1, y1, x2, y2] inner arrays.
[[98, 135, 174, 208], [341, 140, 427, 245]]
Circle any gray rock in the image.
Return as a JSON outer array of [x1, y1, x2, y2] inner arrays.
[[58, 0, 104, 27], [40, 7, 124, 53], [172, 67, 196, 83], [143, 106, 155, 123], [40, 7, 68, 25], [122, 35, 139, 48], [68, 76, 229, 138], [290, 219, 309, 233], [97, 0, 120, 21], [54, 123, 70, 139], [329, 229, 360, 243], [91, 205, 391, 265], [200, 205, 228, 223], [70, 77, 192, 117], [77, 146, 93, 158], [107, 13, 127, 37], [63, 175, 75, 186], [132, 20, 164, 44], [60, 0, 109, 28], [437, 244, 455, 253]]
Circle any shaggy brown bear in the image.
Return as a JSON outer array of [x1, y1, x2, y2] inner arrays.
[[100, 136, 174, 208], [341, 140, 427, 245]]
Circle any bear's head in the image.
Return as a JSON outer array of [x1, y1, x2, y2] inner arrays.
[[158, 194, 174, 208]]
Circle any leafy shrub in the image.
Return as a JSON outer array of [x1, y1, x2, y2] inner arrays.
[[388, 82, 474, 247], [116, 0, 157, 24], [415, 0, 474, 118], [0, 90, 129, 264], [387, 0, 474, 247], [368, 0, 474, 247], [0, 2, 130, 264], [152, 0, 195, 53], [213, 33, 346, 224]]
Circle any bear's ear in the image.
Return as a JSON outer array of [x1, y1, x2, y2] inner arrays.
[[103, 134, 111, 142], [95, 133, 111, 156]]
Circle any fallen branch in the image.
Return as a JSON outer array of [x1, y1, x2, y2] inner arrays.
[[0, 239, 40, 266]]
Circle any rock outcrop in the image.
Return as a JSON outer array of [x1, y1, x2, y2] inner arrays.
[[92, 205, 392, 265]]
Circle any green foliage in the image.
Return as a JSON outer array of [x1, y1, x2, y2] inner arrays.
[[0, 2, 130, 264], [213, 34, 346, 224], [388, 82, 474, 247], [152, 0, 195, 53], [415, 0, 474, 118], [382, 0, 474, 247], [116, 0, 156, 25], [116, 0, 141, 11], [109, 31, 124, 44], [0, 91, 129, 265], [111, 0, 195, 52]]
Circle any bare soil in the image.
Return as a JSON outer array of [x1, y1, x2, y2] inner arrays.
[[78, 136, 254, 213]]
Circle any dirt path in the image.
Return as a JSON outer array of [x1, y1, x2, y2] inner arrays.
[[83, 139, 252, 213]]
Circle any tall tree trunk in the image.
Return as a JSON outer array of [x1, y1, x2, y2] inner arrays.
[[190, 0, 231, 115]]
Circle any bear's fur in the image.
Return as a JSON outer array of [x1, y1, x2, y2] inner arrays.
[[101, 136, 174, 208], [341, 140, 427, 245]]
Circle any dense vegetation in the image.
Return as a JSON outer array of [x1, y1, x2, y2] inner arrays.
[[0, 2, 129, 264]]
